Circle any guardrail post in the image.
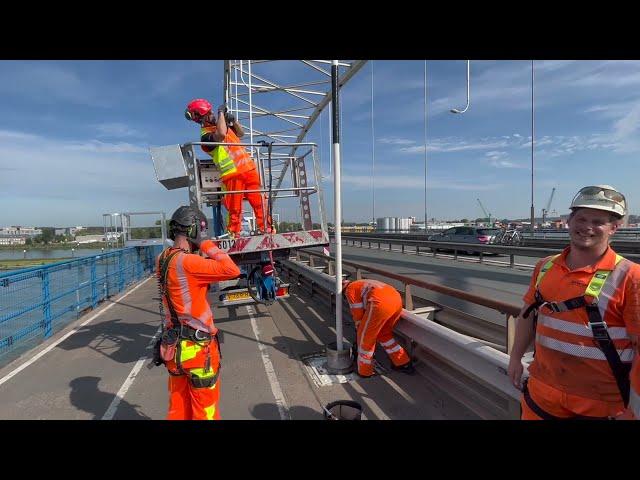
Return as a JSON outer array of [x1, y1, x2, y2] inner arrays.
[[309, 255, 315, 268], [41, 270, 52, 338], [377, 242, 381, 249], [91, 257, 98, 309], [388, 242, 392, 251], [368, 241, 371, 249], [296, 250, 301, 261], [510, 254, 515, 268], [360, 240, 362, 247], [404, 284, 414, 311], [118, 250, 125, 293], [506, 314, 516, 355], [454, 249, 458, 261], [416, 246, 420, 255], [479, 251, 484, 264], [328, 260, 334, 276], [356, 268, 362, 280], [401, 244, 405, 254]]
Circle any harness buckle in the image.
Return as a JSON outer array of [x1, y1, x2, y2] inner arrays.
[[540, 301, 561, 313], [194, 329, 209, 341], [587, 320, 608, 331]]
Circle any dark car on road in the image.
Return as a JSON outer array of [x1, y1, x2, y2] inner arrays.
[[427, 226, 501, 254]]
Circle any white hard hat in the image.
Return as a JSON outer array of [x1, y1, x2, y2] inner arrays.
[[570, 185, 627, 218]]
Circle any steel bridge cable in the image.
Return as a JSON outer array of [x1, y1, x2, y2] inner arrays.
[[530, 60, 535, 237]]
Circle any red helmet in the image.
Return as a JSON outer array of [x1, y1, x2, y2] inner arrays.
[[262, 264, 274, 276], [185, 98, 212, 123]]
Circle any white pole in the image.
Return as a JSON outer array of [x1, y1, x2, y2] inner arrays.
[[331, 60, 344, 352]]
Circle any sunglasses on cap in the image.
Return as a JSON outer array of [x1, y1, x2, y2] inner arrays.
[[576, 186, 626, 204]]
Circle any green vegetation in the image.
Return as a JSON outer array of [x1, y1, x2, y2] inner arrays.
[[0, 258, 73, 270]]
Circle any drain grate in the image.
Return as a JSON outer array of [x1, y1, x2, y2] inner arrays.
[[301, 351, 355, 387]]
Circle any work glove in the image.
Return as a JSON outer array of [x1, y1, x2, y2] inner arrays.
[[224, 112, 236, 125], [217, 104, 228, 115]]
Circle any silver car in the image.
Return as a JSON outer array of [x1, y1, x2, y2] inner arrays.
[[428, 226, 501, 253]]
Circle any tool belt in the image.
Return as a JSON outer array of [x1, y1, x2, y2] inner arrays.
[[522, 378, 613, 420]]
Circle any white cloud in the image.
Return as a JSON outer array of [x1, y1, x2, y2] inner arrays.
[[342, 172, 502, 191], [94, 123, 143, 138], [378, 137, 416, 145]]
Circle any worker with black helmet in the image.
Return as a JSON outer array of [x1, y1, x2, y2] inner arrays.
[[155, 205, 240, 420]]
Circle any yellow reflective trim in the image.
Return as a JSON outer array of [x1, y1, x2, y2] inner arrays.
[[204, 404, 216, 420], [535, 254, 560, 287], [585, 269, 612, 299], [179, 342, 199, 362], [190, 367, 216, 379]]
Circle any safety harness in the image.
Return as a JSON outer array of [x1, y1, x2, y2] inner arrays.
[[156, 248, 220, 388], [522, 253, 632, 418]]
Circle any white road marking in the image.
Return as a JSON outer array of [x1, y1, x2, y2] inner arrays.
[[0, 276, 154, 387], [246, 305, 290, 420], [101, 326, 162, 420]]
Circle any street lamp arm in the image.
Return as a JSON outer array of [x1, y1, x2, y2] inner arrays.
[[450, 60, 471, 114]]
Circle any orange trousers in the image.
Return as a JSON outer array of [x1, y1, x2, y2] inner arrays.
[[356, 289, 411, 376], [520, 376, 626, 420], [222, 169, 269, 234], [166, 339, 221, 420]]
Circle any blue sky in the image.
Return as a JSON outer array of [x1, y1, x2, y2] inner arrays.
[[1, 60, 639, 227]]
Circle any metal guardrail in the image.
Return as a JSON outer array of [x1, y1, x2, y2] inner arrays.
[[339, 234, 640, 266], [0, 245, 162, 363], [280, 255, 524, 419]]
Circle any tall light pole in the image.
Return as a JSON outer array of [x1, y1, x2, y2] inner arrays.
[[450, 60, 471, 114], [371, 61, 376, 228], [331, 60, 344, 353], [424, 60, 428, 230], [530, 60, 535, 237]]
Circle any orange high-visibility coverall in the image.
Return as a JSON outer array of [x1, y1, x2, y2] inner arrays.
[[157, 240, 240, 420], [201, 126, 269, 235], [520, 246, 640, 419], [344, 279, 411, 376]]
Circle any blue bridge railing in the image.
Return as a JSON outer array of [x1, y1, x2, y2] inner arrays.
[[0, 245, 162, 364]]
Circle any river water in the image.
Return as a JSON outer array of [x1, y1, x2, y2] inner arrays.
[[0, 248, 105, 261]]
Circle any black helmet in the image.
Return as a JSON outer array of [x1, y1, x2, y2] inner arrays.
[[169, 205, 208, 241]]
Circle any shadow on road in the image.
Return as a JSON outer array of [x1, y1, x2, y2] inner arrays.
[[250, 402, 324, 420], [69, 376, 151, 420], [58, 318, 158, 364]]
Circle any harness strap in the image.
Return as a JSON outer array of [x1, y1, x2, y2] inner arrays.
[[585, 304, 631, 406]]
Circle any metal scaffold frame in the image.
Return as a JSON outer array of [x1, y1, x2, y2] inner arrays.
[[224, 60, 368, 199]]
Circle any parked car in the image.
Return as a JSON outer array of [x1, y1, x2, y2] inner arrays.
[[427, 226, 501, 254]]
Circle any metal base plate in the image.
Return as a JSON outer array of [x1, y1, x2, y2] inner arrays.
[[301, 352, 356, 387]]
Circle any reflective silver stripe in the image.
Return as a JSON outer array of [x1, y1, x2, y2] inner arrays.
[[536, 333, 634, 362], [538, 314, 630, 340], [385, 344, 402, 354], [630, 386, 640, 418], [357, 303, 375, 357], [176, 255, 193, 314], [350, 303, 364, 309], [358, 348, 375, 357], [358, 357, 372, 365], [597, 259, 631, 320], [176, 255, 213, 333], [379, 338, 396, 347]]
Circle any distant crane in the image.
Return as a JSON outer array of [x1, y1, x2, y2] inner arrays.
[[477, 198, 492, 226], [542, 187, 556, 226]]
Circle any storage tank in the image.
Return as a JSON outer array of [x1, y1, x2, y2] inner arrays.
[[389, 217, 397, 231], [376, 217, 385, 231], [398, 217, 411, 232]]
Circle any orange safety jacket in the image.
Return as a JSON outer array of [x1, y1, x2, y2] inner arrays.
[[344, 279, 391, 325], [156, 239, 240, 334], [200, 125, 255, 178], [523, 246, 640, 404]]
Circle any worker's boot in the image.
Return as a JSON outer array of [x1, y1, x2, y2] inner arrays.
[[391, 361, 416, 375]]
